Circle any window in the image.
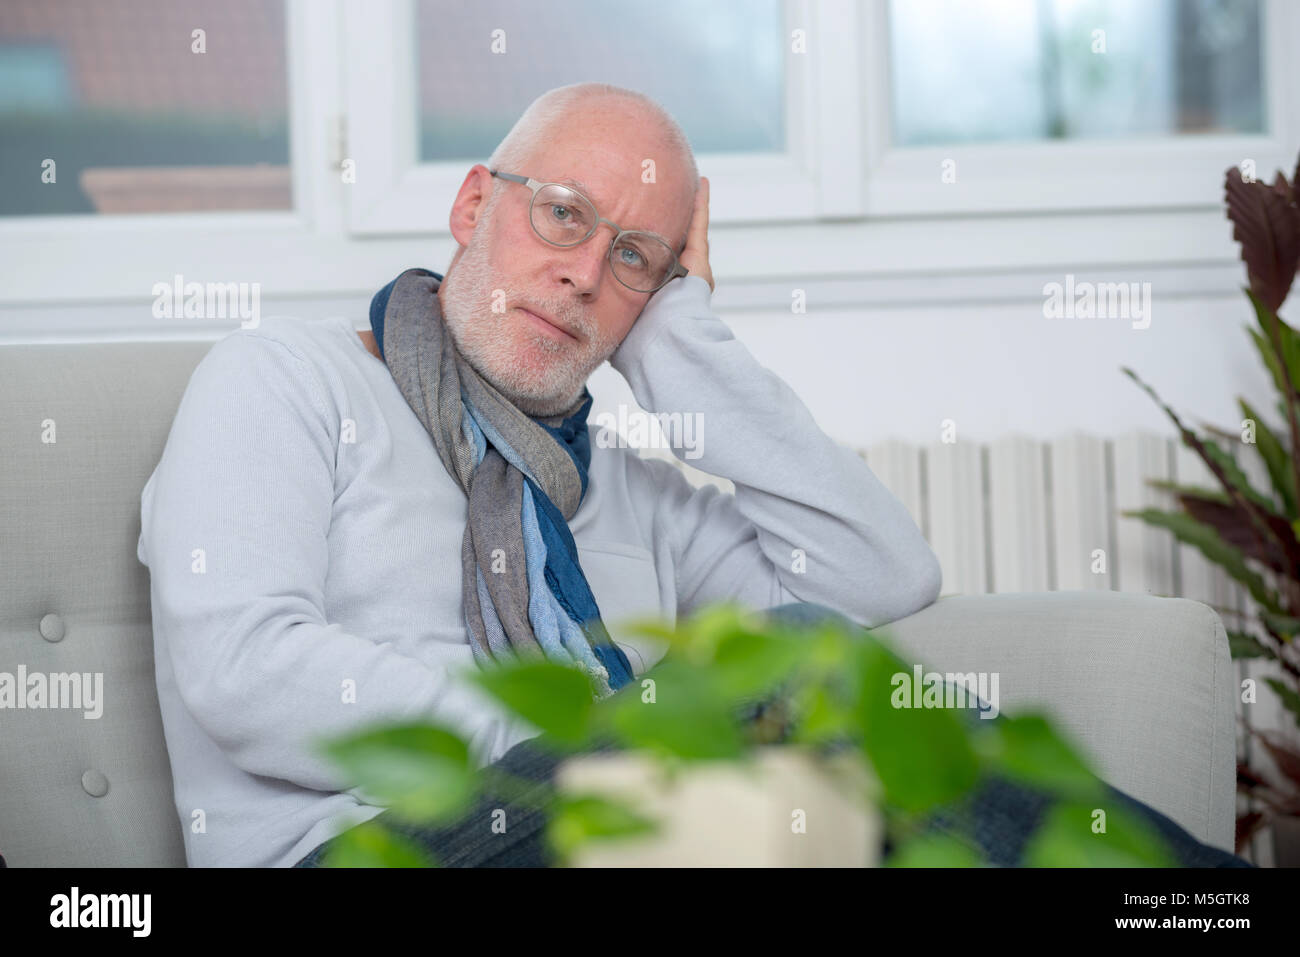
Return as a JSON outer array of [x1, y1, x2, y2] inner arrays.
[[414, 0, 785, 163], [863, 0, 1290, 215], [888, 0, 1265, 147], [0, 0, 290, 216]]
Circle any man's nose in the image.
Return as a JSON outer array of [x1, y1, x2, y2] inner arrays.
[[559, 229, 614, 293]]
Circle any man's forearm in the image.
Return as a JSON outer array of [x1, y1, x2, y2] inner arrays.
[[609, 276, 942, 627]]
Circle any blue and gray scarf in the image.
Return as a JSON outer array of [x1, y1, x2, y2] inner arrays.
[[369, 268, 635, 697]]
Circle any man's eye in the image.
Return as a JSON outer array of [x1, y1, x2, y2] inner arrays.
[[550, 204, 574, 221]]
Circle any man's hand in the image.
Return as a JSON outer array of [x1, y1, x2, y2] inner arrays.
[[678, 176, 713, 293]]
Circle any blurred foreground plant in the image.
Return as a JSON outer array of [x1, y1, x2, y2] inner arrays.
[[311, 603, 1179, 867]]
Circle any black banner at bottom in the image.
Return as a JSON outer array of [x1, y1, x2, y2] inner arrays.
[[0, 864, 1283, 943]]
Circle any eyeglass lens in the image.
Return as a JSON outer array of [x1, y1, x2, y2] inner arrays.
[[530, 183, 676, 292]]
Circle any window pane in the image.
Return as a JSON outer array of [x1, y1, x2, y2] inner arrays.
[[888, 0, 1264, 147], [415, 0, 785, 162], [0, 0, 290, 216]]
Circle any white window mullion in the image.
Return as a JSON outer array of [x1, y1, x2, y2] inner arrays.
[[342, 0, 425, 233], [287, 0, 348, 237], [809, 0, 864, 218], [1263, 0, 1300, 152]]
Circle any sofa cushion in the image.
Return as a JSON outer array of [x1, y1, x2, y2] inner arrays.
[[1, 341, 215, 866]]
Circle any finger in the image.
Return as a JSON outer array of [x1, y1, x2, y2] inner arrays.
[[691, 176, 710, 243]]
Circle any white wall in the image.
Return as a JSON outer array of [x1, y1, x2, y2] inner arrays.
[[757, 290, 1267, 447], [591, 266, 1276, 450]]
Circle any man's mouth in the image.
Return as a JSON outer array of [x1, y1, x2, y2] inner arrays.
[[518, 306, 579, 343]]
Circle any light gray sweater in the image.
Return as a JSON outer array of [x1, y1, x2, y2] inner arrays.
[[136, 274, 941, 867]]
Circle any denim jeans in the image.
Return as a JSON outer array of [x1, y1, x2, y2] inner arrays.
[[294, 601, 1252, 868]]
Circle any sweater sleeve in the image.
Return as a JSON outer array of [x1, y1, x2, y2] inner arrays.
[[609, 276, 942, 629], [137, 331, 523, 792]]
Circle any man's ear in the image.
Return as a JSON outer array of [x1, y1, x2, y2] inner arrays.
[[448, 165, 494, 245]]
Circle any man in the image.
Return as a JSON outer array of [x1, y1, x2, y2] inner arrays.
[[137, 82, 943, 868], [141, 82, 1249, 870]]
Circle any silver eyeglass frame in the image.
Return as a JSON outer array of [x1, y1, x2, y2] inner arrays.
[[489, 168, 690, 294]]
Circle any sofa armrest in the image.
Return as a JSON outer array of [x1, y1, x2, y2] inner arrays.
[[869, 590, 1235, 851]]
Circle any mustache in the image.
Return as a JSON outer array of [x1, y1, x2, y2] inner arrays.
[[501, 293, 589, 331]]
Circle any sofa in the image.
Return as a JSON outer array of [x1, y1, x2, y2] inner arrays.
[[0, 339, 1237, 866]]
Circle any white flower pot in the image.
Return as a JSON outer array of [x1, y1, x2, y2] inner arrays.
[[554, 745, 881, 867]]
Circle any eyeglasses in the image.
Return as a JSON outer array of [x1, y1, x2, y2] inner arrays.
[[489, 169, 689, 294]]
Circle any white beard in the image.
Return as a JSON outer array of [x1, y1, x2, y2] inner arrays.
[[437, 198, 624, 418]]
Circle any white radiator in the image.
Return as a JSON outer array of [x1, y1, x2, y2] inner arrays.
[[638, 430, 1241, 600]]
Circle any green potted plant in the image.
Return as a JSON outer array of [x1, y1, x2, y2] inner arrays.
[[310, 603, 1180, 867], [1122, 149, 1300, 855]]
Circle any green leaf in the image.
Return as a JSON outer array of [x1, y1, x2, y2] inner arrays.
[[885, 832, 985, 868], [667, 603, 763, 665], [317, 819, 437, 868], [1264, 678, 1300, 728], [1239, 397, 1297, 516], [600, 658, 747, 761], [1246, 288, 1300, 397], [1022, 799, 1180, 867], [787, 681, 859, 746], [316, 723, 476, 824], [1120, 508, 1281, 612], [1259, 610, 1300, 641], [1122, 366, 1295, 563], [711, 626, 812, 702], [982, 713, 1103, 799], [805, 621, 858, 670], [1144, 479, 1230, 504], [1227, 630, 1277, 660], [1197, 438, 1281, 514], [854, 640, 981, 812], [618, 615, 681, 644], [1249, 325, 1292, 400], [545, 792, 661, 864], [469, 660, 597, 747]]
